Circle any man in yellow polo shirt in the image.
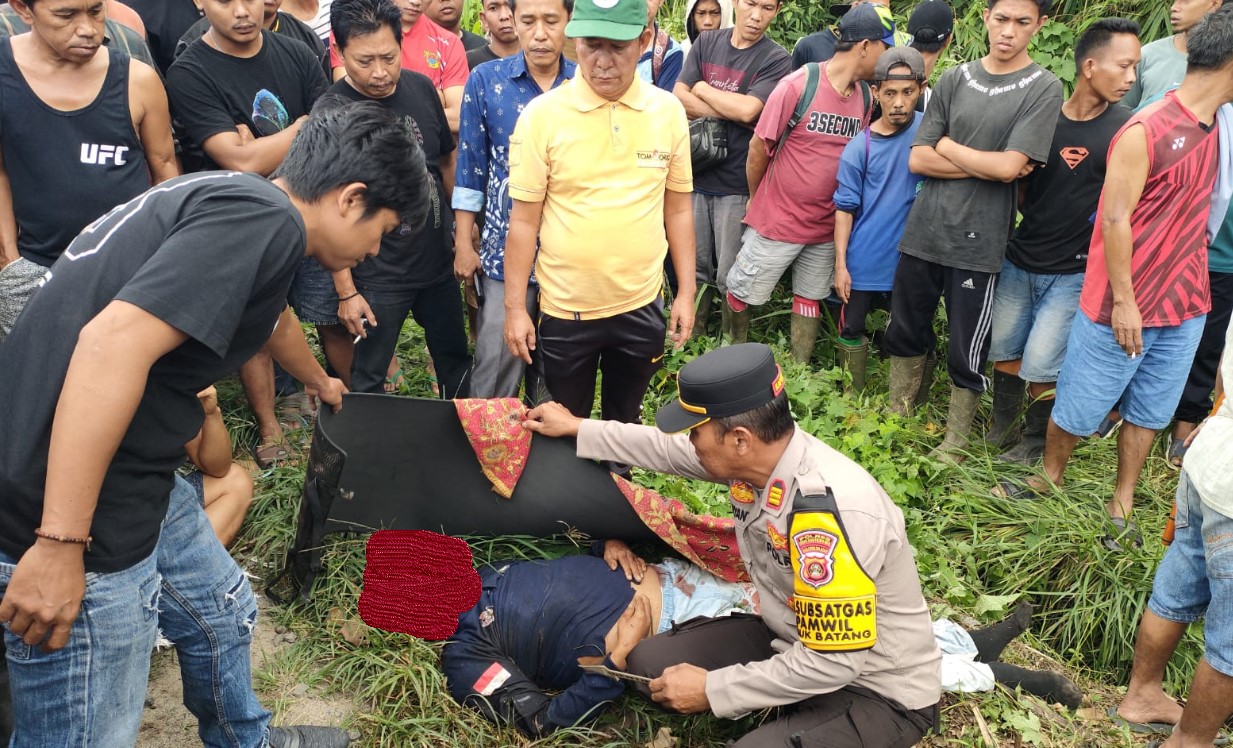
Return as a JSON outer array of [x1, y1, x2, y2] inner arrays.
[[502, 0, 696, 426]]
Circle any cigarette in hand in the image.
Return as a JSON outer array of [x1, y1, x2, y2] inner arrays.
[[353, 318, 369, 344]]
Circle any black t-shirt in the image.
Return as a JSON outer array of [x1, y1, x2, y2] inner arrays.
[[124, 0, 202, 74], [461, 29, 487, 51], [466, 43, 501, 70], [331, 72, 455, 291], [680, 29, 792, 196], [791, 29, 838, 69], [0, 173, 305, 573], [1007, 105, 1131, 274], [175, 12, 328, 76], [166, 31, 328, 170]]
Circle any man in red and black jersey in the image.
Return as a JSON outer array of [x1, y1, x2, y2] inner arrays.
[[995, 5, 1233, 552]]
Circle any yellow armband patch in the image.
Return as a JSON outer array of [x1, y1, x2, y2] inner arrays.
[[789, 504, 877, 652]]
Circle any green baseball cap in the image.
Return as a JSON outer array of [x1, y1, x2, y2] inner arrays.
[[565, 0, 648, 41]]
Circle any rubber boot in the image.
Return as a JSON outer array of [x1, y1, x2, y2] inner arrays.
[[727, 306, 751, 344], [985, 370, 1026, 449], [692, 287, 714, 338], [930, 385, 981, 464], [888, 354, 926, 416], [1000, 396, 1054, 465], [913, 350, 938, 410], [836, 339, 869, 392], [790, 313, 821, 364]]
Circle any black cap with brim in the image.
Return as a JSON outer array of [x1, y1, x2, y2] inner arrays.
[[655, 343, 786, 433]]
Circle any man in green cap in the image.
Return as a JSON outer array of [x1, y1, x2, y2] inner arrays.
[[502, 0, 697, 427], [523, 343, 942, 746]]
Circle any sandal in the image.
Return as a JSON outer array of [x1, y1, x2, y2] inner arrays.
[[251, 440, 292, 470], [384, 369, 407, 395], [993, 478, 1047, 501], [1166, 435, 1188, 471], [426, 359, 440, 398], [1106, 706, 1173, 736], [1102, 517, 1142, 552]]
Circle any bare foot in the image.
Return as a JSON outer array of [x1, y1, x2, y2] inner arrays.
[[1116, 688, 1184, 726]]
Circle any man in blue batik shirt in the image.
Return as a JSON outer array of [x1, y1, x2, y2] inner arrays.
[[452, 0, 576, 399]]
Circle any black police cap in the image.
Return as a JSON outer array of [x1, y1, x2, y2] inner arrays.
[[655, 343, 786, 433]]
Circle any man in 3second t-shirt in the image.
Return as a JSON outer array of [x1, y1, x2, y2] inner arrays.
[[723, 3, 892, 362]]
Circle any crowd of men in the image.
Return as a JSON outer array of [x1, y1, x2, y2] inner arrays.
[[0, 0, 1231, 744]]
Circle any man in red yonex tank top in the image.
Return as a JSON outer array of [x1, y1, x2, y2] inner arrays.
[[995, 5, 1233, 553]]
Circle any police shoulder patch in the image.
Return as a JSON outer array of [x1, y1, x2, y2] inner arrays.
[[765, 479, 785, 510]]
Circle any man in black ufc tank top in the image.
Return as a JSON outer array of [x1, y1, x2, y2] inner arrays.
[[0, 0, 177, 344]]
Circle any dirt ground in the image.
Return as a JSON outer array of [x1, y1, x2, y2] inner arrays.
[[137, 592, 357, 748]]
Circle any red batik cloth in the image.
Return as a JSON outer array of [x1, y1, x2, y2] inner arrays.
[[454, 398, 530, 499], [611, 474, 748, 583], [359, 530, 481, 640]]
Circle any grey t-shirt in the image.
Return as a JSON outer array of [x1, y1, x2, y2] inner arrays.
[[1122, 36, 1186, 111], [900, 59, 1062, 273]]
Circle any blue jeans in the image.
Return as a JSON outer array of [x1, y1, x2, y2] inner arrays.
[[1149, 470, 1233, 677], [1, 476, 271, 747], [1053, 314, 1206, 435], [2, 550, 159, 747], [988, 261, 1084, 383]]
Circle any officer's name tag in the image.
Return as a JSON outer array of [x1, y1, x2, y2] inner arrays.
[[635, 149, 671, 168], [791, 594, 876, 649]]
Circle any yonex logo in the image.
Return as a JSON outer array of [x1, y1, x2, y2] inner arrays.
[[1172, 137, 1186, 150], [80, 143, 129, 166], [961, 278, 975, 290]]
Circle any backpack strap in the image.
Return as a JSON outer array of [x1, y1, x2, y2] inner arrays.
[[775, 61, 821, 153], [651, 26, 670, 86]]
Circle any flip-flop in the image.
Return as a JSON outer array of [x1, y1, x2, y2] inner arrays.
[[251, 441, 291, 470], [1094, 413, 1123, 439], [1102, 518, 1143, 552], [1166, 435, 1188, 471], [1106, 706, 1174, 735], [383, 369, 407, 395], [993, 478, 1047, 501]]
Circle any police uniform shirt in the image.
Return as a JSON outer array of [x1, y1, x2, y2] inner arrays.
[[575, 421, 942, 717]]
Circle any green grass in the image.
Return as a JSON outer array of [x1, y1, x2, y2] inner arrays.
[[220, 286, 1202, 746]]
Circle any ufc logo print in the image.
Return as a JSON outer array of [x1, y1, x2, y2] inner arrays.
[[80, 144, 129, 165]]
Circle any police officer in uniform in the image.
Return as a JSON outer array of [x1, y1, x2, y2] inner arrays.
[[523, 343, 942, 746]]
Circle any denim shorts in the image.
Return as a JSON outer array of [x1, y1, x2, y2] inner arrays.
[[726, 228, 835, 306], [1053, 313, 1205, 434], [1148, 471, 1233, 677], [287, 257, 339, 326], [988, 261, 1084, 382]]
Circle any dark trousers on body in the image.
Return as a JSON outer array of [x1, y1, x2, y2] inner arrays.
[[884, 253, 998, 393], [625, 615, 936, 748], [1174, 270, 1233, 423], [349, 278, 472, 398], [535, 299, 666, 423]]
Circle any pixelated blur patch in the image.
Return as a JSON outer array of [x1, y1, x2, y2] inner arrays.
[[359, 530, 481, 640]]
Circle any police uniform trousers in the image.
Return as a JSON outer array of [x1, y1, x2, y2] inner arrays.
[[626, 615, 937, 748]]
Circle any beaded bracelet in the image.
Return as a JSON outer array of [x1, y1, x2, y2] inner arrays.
[[34, 528, 92, 551]]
